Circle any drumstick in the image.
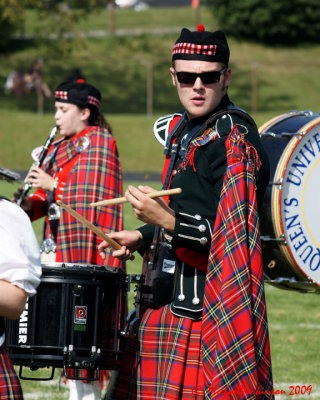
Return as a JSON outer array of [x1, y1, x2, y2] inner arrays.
[[57, 201, 121, 251], [90, 187, 182, 207]]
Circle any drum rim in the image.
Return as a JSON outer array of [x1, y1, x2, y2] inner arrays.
[[270, 114, 320, 285], [40, 262, 126, 275], [258, 110, 316, 135]]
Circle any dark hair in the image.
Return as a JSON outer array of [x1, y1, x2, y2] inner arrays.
[[82, 107, 112, 134]]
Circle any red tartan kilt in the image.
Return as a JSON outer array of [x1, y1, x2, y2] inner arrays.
[[138, 305, 205, 399], [0, 346, 23, 399]]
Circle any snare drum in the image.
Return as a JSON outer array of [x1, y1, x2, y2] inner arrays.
[[5, 263, 127, 376], [259, 110, 320, 292]]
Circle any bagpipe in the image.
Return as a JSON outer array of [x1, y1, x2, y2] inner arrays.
[[15, 126, 58, 206]]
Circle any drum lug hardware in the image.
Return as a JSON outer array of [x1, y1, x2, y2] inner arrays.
[[73, 284, 83, 296], [159, 240, 173, 249], [279, 234, 287, 245], [128, 274, 144, 284], [260, 131, 277, 137], [294, 131, 306, 138], [261, 235, 286, 243], [270, 178, 283, 186], [279, 132, 293, 138], [267, 260, 276, 269], [304, 110, 314, 115]]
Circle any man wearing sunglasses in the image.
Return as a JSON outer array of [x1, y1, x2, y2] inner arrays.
[[100, 25, 273, 400]]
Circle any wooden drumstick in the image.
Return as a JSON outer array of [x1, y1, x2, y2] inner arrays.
[[90, 187, 182, 207], [56, 201, 121, 250]]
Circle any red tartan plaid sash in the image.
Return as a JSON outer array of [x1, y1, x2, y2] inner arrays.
[[201, 127, 274, 399], [41, 127, 124, 267]]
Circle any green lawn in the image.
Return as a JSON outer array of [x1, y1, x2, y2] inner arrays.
[[0, 109, 296, 173], [1, 181, 320, 398], [22, 6, 213, 34]]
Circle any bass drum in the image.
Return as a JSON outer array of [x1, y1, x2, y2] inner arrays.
[[259, 110, 320, 293]]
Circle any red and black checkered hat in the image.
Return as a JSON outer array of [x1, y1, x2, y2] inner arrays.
[[55, 80, 101, 111], [172, 25, 230, 66]]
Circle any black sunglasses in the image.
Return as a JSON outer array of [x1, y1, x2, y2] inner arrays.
[[175, 68, 226, 85]]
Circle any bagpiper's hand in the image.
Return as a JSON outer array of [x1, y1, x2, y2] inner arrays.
[[26, 166, 55, 192], [98, 230, 143, 262], [126, 185, 175, 232]]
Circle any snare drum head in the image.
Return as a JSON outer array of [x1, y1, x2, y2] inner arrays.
[[260, 111, 320, 288]]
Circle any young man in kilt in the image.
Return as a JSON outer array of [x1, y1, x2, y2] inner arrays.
[[14, 81, 125, 399], [0, 169, 42, 399], [100, 26, 274, 399]]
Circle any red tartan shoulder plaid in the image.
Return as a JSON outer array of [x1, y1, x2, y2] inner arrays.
[[202, 126, 274, 399], [56, 126, 124, 268], [33, 126, 124, 269]]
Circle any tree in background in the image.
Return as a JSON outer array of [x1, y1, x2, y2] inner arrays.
[[0, 0, 109, 52], [0, 0, 25, 45], [206, 0, 320, 45]]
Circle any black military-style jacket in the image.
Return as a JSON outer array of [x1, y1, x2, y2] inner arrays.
[[138, 95, 270, 319]]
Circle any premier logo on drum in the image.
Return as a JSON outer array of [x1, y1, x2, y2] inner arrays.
[[18, 300, 29, 344], [74, 305, 88, 332]]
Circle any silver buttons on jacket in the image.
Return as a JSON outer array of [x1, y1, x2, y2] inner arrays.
[[200, 237, 208, 245], [192, 297, 200, 305], [198, 224, 206, 232], [178, 293, 185, 301]]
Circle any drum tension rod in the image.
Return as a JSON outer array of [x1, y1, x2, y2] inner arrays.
[[260, 235, 286, 243], [269, 179, 283, 186]]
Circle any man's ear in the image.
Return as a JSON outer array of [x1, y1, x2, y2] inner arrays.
[[170, 67, 177, 87]]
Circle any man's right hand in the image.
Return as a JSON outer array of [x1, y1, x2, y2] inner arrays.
[[98, 230, 143, 262]]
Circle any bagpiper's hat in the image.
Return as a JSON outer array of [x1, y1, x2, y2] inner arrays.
[[172, 24, 230, 66], [55, 79, 101, 111], [0, 167, 21, 182]]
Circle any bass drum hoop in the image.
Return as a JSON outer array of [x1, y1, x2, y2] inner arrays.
[[272, 115, 320, 282], [259, 111, 320, 290]]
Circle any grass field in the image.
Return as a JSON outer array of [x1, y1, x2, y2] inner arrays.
[[0, 109, 281, 172], [1, 181, 320, 399]]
